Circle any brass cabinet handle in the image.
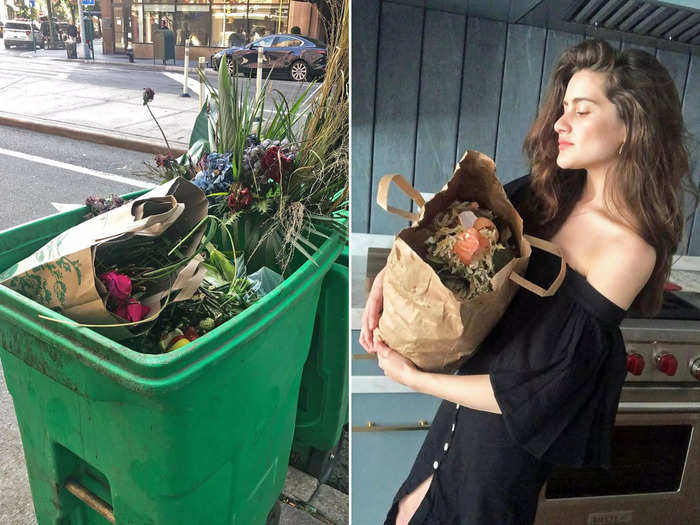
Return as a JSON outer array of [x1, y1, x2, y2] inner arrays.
[[352, 420, 432, 432]]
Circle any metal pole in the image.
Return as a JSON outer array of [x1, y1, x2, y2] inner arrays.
[[31, 6, 36, 54], [256, 46, 263, 135], [46, 0, 56, 49], [277, 0, 282, 34], [198, 56, 205, 109], [77, 0, 88, 59], [181, 37, 191, 97]]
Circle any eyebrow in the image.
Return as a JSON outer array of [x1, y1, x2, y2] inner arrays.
[[563, 97, 599, 105]]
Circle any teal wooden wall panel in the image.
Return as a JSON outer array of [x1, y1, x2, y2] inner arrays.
[[538, 29, 584, 108], [350, 0, 380, 233], [351, 393, 442, 524], [369, 1, 424, 234], [682, 54, 700, 256], [585, 26, 622, 48], [495, 24, 547, 183], [351, 330, 383, 376], [621, 40, 656, 55], [656, 48, 691, 101], [456, 17, 507, 163], [413, 10, 466, 196]]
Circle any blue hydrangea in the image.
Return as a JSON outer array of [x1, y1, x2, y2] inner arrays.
[[192, 152, 234, 193]]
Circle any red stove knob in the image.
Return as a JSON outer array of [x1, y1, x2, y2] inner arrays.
[[655, 353, 678, 376], [690, 358, 700, 381], [627, 352, 645, 376]]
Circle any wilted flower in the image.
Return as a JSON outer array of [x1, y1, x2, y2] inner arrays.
[[99, 271, 132, 302], [227, 183, 252, 212], [260, 146, 293, 183], [143, 88, 155, 105], [155, 153, 175, 169], [192, 152, 234, 193], [84, 195, 125, 219]]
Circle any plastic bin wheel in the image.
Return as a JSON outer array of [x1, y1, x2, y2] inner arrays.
[[306, 444, 340, 484], [265, 500, 281, 525]]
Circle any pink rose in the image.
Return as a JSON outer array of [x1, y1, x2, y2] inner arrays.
[[99, 271, 132, 302], [114, 299, 151, 322]]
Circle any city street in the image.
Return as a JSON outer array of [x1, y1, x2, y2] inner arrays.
[[0, 127, 157, 229], [0, 44, 317, 149]]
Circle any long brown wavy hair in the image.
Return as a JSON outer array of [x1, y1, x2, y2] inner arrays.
[[522, 39, 698, 316]]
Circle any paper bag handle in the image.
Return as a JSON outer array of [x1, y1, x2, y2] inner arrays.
[[376, 174, 426, 222], [509, 234, 567, 297]]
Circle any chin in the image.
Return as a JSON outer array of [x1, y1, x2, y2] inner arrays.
[[556, 156, 573, 169]]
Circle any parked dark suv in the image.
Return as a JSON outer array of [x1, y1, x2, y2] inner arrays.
[[210, 34, 327, 82]]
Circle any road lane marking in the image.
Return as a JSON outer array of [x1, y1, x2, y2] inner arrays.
[[51, 202, 84, 212], [0, 77, 24, 92], [0, 147, 156, 189], [162, 71, 198, 94]]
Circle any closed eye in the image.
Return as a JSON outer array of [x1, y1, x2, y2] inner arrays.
[[576, 112, 589, 116]]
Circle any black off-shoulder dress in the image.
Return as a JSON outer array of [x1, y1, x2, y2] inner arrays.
[[384, 174, 629, 525]]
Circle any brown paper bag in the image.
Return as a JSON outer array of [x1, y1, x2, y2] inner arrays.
[[375, 150, 566, 373], [0, 177, 208, 341]]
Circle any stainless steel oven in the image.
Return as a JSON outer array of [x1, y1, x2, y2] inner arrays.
[[534, 313, 700, 525]]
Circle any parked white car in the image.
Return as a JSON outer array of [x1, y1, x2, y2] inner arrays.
[[4, 20, 43, 49]]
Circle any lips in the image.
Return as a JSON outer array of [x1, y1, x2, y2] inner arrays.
[[558, 141, 573, 149]]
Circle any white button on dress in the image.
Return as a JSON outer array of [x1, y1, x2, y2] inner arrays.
[[443, 442, 449, 452], [433, 460, 439, 470]]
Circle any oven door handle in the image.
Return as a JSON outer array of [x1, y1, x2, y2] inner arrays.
[[618, 402, 700, 413]]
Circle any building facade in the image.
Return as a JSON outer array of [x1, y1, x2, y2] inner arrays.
[[101, 0, 324, 61]]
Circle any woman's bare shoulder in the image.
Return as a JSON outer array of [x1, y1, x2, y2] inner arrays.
[[586, 221, 656, 310]]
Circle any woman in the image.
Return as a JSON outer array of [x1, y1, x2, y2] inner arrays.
[[359, 39, 696, 525]]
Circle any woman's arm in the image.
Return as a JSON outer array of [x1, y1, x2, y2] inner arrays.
[[375, 340, 502, 414]]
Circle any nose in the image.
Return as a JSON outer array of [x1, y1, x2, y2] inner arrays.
[[554, 112, 570, 135]]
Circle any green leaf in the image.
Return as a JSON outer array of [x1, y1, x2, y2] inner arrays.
[[188, 103, 210, 148], [177, 138, 208, 167]]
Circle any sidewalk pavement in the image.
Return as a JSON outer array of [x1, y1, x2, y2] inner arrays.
[[0, 38, 348, 525], [13, 38, 211, 74], [0, 38, 215, 156]]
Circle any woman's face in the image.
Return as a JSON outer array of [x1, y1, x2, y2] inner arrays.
[[553, 69, 627, 172]]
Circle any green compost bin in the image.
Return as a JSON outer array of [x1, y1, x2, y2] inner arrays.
[[291, 245, 348, 478], [0, 203, 344, 525]]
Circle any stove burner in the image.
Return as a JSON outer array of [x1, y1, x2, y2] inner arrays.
[[627, 291, 700, 321]]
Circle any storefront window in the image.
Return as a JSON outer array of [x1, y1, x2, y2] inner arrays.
[[129, 0, 290, 47], [174, 6, 211, 46], [131, 4, 144, 44], [248, 2, 288, 38], [211, 4, 248, 48]]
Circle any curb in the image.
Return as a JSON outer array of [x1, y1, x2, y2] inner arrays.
[[26, 54, 216, 75], [0, 113, 188, 156]]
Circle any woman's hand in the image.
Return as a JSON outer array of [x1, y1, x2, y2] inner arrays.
[[359, 267, 385, 353], [375, 338, 419, 388]]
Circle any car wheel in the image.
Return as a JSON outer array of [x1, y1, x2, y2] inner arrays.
[[226, 57, 236, 76], [289, 60, 309, 82], [3, 42, 9, 49]]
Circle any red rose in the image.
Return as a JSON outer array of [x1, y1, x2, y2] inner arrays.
[[260, 146, 292, 183], [99, 271, 132, 302]]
